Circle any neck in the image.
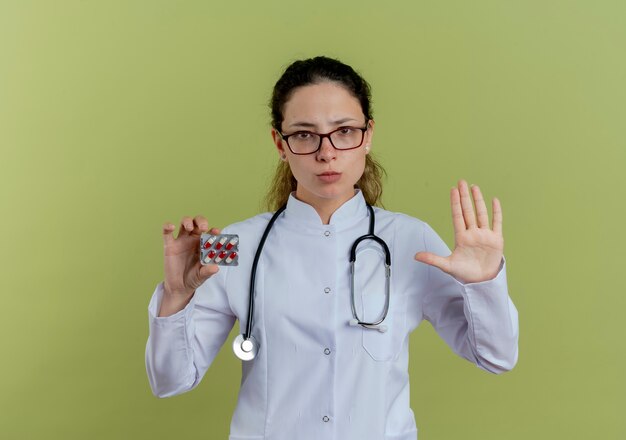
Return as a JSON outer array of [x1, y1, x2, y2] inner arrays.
[[294, 188, 357, 225]]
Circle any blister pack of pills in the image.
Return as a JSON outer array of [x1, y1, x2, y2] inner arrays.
[[200, 234, 239, 266]]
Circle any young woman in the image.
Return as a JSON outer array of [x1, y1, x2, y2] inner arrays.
[[145, 56, 519, 440]]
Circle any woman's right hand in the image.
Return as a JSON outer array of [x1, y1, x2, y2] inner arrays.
[[162, 215, 221, 298]]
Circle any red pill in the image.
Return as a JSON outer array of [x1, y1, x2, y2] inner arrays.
[[215, 236, 228, 250], [203, 251, 216, 264], [226, 237, 239, 250], [225, 252, 237, 264], [203, 235, 217, 249], [214, 250, 227, 263]]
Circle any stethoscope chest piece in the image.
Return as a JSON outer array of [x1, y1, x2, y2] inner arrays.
[[233, 334, 258, 361]]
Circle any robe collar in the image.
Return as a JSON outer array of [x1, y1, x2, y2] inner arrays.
[[283, 188, 369, 228]]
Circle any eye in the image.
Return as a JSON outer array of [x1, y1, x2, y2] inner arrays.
[[338, 128, 355, 136], [294, 132, 313, 140]]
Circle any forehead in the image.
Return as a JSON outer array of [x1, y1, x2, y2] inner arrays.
[[282, 81, 363, 125]]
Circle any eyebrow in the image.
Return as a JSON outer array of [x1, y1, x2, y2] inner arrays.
[[287, 117, 359, 129]]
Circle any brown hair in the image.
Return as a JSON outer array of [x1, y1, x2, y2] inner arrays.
[[264, 56, 387, 211]]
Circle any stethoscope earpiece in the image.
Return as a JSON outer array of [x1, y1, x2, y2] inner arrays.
[[349, 320, 388, 333], [348, 204, 392, 334]]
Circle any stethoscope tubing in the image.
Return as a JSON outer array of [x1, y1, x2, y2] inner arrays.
[[243, 204, 287, 341], [236, 202, 392, 360]]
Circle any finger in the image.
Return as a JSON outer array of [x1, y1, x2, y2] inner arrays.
[[162, 222, 176, 246], [415, 252, 452, 274], [178, 216, 195, 237], [191, 215, 210, 236], [492, 197, 503, 235], [471, 184, 489, 229], [458, 179, 477, 228], [450, 187, 465, 234]]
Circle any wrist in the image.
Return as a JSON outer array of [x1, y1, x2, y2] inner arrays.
[[159, 288, 195, 317]]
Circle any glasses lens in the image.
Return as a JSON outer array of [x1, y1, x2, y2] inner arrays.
[[330, 128, 364, 150], [288, 133, 321, 154]]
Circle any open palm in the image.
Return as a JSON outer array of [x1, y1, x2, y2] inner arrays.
[[415, 179, 504, 284]]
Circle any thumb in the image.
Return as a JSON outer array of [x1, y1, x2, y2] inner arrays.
[[198, 263, 220, 281], [414, 252, 450, 273]]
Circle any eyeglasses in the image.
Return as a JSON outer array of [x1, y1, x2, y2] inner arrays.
[[277, 121, 370, 155]]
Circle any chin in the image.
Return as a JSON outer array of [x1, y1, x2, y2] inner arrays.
[[313, 184, 355, 200]]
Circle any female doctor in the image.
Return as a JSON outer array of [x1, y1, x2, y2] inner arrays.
[[145, 56, 519, 440]]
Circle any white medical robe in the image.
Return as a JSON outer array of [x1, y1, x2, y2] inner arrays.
[[145, 189, 519, 440]]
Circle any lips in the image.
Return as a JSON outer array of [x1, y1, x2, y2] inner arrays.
[[317, 171, 342, 183]]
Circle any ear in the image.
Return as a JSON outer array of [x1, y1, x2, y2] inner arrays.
[[271, 128, 288, 161], [364, 119, 375, 154]]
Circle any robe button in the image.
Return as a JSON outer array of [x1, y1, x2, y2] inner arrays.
[[322, 416, 330, 422], [324, 231, 331, 237]]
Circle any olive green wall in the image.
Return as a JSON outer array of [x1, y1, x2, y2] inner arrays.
[[1, 1, 624, 438]]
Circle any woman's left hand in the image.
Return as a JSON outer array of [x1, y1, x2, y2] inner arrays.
[[414, 179, 504, 284]]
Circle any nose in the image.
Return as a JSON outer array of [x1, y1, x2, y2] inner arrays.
[[316, 136, 336, 162]]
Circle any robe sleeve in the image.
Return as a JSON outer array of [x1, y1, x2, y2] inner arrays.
[[421, 222, 519, 374], [144, 261, 236, 397]]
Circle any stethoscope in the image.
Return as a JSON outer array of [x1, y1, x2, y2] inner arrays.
[[233, 203, 391, 361]]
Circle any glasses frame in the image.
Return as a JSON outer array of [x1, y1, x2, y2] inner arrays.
[[278, 120, 371, 155]]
